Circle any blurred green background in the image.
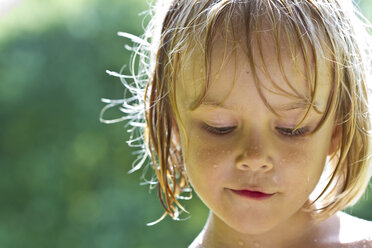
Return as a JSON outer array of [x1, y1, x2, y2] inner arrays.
[[0, 0, 371, 247]]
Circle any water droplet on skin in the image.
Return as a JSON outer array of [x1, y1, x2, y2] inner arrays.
[[213, 164, 218, 169], [253, 242, 260, 247], [238, 241, 244, 246], [314, 239, 318, 243], [272, 175, 278, 183], [307, 176, 310, 183]]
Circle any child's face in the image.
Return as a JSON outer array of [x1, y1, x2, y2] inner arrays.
[[175, 32, 339, 234]]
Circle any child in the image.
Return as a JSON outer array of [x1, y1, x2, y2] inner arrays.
[[102, 0, 372, 247]]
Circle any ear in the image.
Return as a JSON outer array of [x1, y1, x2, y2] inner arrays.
[[328, 124, 342, 156]]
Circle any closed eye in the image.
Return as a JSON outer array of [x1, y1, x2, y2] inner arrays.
[[276, 127, 309, 137], [203, 125, 236, 135]]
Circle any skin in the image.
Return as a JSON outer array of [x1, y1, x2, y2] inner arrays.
[[173, 31, 372, 248]]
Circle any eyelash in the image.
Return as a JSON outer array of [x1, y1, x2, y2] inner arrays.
[[203, 125, 309, 137], [275, 127, 309, 137], [203, 125, 236, 135]]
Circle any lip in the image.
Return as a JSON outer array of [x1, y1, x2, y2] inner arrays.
[[230, 189, 275, 200]]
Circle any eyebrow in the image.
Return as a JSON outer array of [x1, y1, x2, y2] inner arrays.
[[199, 99, 319, 112]]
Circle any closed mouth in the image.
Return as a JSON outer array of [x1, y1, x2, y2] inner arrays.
[[230, 189, 275, 199]]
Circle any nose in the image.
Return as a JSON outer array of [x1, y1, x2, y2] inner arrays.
[[235, 145, 274, 173]]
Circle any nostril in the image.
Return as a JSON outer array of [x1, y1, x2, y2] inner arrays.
[[239, 163, 270, 170], [241, 164, 249, 169]]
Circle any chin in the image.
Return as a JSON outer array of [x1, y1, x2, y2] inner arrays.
[[225, 216, 278, 236]]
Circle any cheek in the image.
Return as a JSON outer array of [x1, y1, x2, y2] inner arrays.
[[181, 123, 233, 163], [180, 128, 234, 186], [185, 138, 233, 173], [276, 139, 329, 194]]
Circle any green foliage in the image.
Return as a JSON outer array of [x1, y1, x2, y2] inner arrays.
[[0, 0, 370, 247]]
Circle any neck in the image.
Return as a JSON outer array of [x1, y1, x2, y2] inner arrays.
[[192, 210, 333, 248]]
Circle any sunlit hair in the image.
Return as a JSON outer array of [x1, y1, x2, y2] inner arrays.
[[101, 0, 372, 223]]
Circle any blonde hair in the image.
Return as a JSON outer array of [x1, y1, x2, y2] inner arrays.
[[101, 0, 372, 223]]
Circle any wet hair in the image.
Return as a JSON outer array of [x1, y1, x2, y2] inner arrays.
[[101, 0, 372, 223]]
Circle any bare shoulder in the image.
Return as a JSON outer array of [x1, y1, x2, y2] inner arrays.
[[188, 230, 205, 248], [336, 211, 372, 247]]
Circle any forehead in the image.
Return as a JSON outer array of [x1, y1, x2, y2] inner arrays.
[[176, 28, 332, 113]]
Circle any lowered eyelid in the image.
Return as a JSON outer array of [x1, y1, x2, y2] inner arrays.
[[200, 115, 238, 127], [204, 121, 236, 128]]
